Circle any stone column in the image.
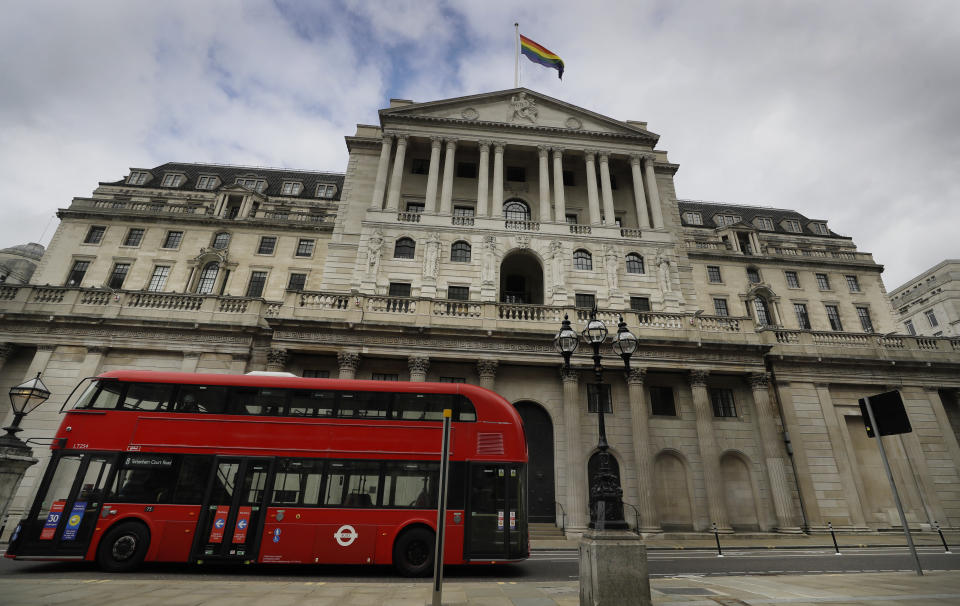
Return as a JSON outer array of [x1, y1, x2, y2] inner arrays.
[[561, 367, 588, 532], [642, 154, 663, 229], [385, 134, 408, 211], [423, 136, 442, 214], [477, 140, 491, 217], [598, 152, 616, 226], [476, 359, 498, 391], [748, 372, 801, 532], [266, 348, 288, 373], [408, 356, 430, 382], [552, 148, 566, 222], [537, 145, 552, 222], [370, 132, 393, 210], [629, 154, 650, 229], [584, 150, 602, 226], [337, 351, 360, 380], [180, 352, 201, 373], [438, 138, 457, 215], [491, 142, 505, 218], [688, 369, 731, 531], [627, 368, 661, 532]]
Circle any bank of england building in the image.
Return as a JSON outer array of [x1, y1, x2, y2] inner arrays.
[[2, 88, 959, 537]]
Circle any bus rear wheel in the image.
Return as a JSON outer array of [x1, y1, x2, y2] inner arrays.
[[393, 527, 435, 577], [97, 521, 149, 572]]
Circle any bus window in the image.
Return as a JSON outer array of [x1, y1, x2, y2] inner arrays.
[[288, 390, 334, 417], [172, 456, 213, 504], [393, 393, 452, 421], [35, 454, 83, 526], [273, 459, 323, 506], [340, 391, 389, 419], [74, 380, 124, 409], [122, 383, 174, 411], [173, 385, 227, 414], [324, 461, 381, 507], [383, 461, 438, 508], [231, 387, 287, 415], [456, 396, 477, 422], [113, 466, 176, 503]]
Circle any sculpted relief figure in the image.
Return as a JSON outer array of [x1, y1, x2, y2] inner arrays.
[[423, 233, 441, 279], [655, 251, 672, 293], [510, 92, 538, 124], [482, 236, 497, 285], [366, 230, 384, 277], [550, 240, 565, 287], [604, 245, 619, 292]]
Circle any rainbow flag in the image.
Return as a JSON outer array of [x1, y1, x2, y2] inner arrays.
[[520, 34, 564, 80]]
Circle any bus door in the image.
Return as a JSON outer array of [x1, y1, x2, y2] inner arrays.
[[193, 457, 272, 562], [464, 462, 526, 560], [12, 452, 117, 558]]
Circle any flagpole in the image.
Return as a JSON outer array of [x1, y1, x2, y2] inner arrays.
[[514, 23, 520, 88]]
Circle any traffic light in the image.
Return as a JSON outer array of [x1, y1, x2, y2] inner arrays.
[[859, 390, 912, 438]]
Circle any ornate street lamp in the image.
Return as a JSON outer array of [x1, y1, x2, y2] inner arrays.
[[553, 313, 579, 369], [3, 373, 51, 440]]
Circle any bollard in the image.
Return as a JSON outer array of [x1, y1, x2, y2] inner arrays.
[[934, 520, 952, 554], [712, 522, 723, 557], [828, 522, 841, 555]]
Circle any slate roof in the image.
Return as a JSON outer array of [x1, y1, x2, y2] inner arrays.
[[102, 162, 345, 201], [676, 200, 843, 238]]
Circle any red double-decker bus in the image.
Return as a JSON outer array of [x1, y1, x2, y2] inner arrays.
[[6, 371, 528, 575]]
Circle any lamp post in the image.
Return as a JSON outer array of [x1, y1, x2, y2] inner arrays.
[[2, 373, 51, 443], [1, 372, 50, 538], [555, 310, 638, 530]]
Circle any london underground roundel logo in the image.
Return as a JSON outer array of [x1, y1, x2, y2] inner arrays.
[[334, 524, 358, 546]]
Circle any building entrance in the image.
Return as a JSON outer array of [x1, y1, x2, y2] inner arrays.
[[499, 251, 544, 304], [514, 401, 555, 522]]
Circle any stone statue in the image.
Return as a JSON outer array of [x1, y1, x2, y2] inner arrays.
[[550, 240, 565, 287], [656, 251, 672, 293], [423, 232, 441, 279], [510, 92, 538, 123], [482, 236, 497, 285], [367, 230, 383, 277], [604, 245, 619, 292]]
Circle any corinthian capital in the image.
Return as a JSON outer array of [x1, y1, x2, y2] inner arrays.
[[629, 153, 643, 166], [626, 367, 647, 385], [408, 355, 430, 374], [266, 348, 288, 370], [476, 359, 498, 379], [537, 144, 551, 156], [559, 366, 579, 384], [688, 369, 710, 387], [337, 351, 360, 372], [747, 372, 771, 390]]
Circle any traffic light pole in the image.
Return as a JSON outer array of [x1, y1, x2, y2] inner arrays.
[[863, 395, 923, 576]]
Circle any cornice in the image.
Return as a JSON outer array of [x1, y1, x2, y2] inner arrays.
[[56, 209, 335, 233]]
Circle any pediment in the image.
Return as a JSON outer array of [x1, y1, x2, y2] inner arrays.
[[380, 88, 658, 142]]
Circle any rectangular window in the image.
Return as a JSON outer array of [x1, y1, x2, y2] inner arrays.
[[272, 459, 324, 506], [66, 260, 90, 286], [925, 310, 938, 327], [683, 211, 703, 225], [316, 183, 336, 198], [710, 388, 737, 417], [123, 228, 145, 247], [794, 303, 811, 329], [447, 286, 469, 301], [162, 230, 183, 249], [630, 296, 651, 312], [565, 214, 578, 225], [128, 171, 148, 185], [411, 159, 428, 175], [905, 319, 916, 335], [405, 201, 425, 214], [84, 225, 106, 244], [649, 386, 676, 416], [746, 268, 761, 283], [389, 282, 411, 297], [810, 223, 829, 235], [372, 373, 399, 381], [785, 271, 800, 288], [453, 206, 474, 217], [707, 265, 722, 283], [147, 266, 170, 292], [587, 383, 612, 413], [439, 377, 466, 383], [756, 217, 774, 230], [246, 271, 267, 297], [713, 298, 729, 316], [302, 369, 330, 378], [825, 305, 843, 331], [281, 182, 302, 195], [236, 178, 266, 192], [107, 263, 130, 289], [856, 306, 874, 332], [197, 176, 217, 190], [845, 275, 861, 292], [562, 170, 575, 186], [784, 219, 802, 232], [323, 460, 381, 507], [506, 166, 526, 182], [295, 239, 315, 257], [257, 236, 277, 255], [287, 273, 307, 291], [816, 273, 831, 290], [161, 174, 182, 187], [575, 293, 596, 309], [456, 162, 477, 178]]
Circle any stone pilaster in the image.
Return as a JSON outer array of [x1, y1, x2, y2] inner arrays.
[[370, 132, 393, 210], [552, 148, 566, 222], [537, 145, 552, 222], [584, 150, 601, 226], [424, 136, 442, 214], [627, 367, 661, 532], [642, 154, 663, 228], [408, 355, 430, 382], [385, 134, 408, 211], [266, 348, 288, 373], [748, 372, 801, 532], [439, 138, 457, 215], [476, 140, 491, 217], [688, 369, 731, 532], [476, 359, 498, 391], [230, 353, 248, 374], [629, 154, 650, 229], [180, 352, 201, 373], [561, 366, 588, 532], [598, 152, 616, 226], [491, 142, 505, 218], [337, 351, 360, 380]]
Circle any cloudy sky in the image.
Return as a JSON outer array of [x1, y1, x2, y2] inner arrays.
[[1, 0, 957, 289]]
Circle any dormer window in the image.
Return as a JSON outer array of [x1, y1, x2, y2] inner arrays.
[[197, 175, 219, 190], [683, 211, 703, 225], [127, 171, 149, 185], [755, 217, 774, 230], [783, 219, 802, 233], [281, 182, 303, 196], [161, 174, 184, 188], [236, 178, 267, 192], [316, 183, 337, 199], [809, 222, 829, 235], [713, 214, 741, 226]]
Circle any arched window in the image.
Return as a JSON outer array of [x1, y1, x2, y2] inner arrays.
[[394, 237, 416, 259], [451, 240, 471, 262], [753, 296, 772, 326], [574, 249, 593, 270], [503, 199, 530, 221], [625, 253, 645, 274], [196, 261, 219, 294], [212, 232, 230, 249]]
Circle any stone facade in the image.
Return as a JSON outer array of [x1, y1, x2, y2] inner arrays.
[[889, 259, 960, 338], [2, 88, 960, 537]]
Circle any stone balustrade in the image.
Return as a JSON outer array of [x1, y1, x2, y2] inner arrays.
[[764, 327, 960, 359]]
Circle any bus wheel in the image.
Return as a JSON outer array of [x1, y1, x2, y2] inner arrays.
[[97, 521, 149, 572], [393, 527, 435, 577]]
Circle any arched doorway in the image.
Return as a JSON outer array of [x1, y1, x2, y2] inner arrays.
[[721, 452, 760, 531], [654, 451, 694, 531], [500, 250, 544, 304], [514, 401, 555, 522]]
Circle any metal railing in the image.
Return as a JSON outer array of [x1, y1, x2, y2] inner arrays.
[[622, 501, 641, 535], [555, 501, 566, 534]]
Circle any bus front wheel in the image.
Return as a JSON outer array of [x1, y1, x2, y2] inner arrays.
[[97, 521, 149, 572], [393, 527, 435, 577]]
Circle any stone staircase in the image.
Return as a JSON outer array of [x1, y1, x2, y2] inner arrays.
[[529, 522, 566, 540]]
